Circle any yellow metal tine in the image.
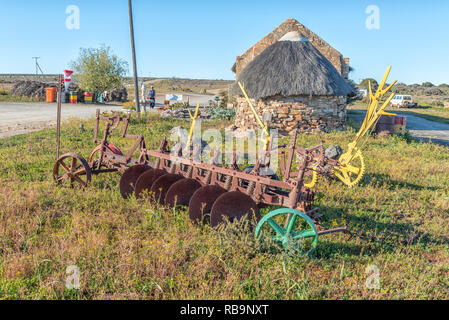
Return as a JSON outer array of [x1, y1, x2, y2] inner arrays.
[[380, 93, 396, 112], [238, 82, 268, 133], [379, 80, 398, 96], [194, 103, 200, 117], [343, 66, 397, 168], [361, 99, 377, 133], [188, 103, 200, 120], [362, 93, 395, 137], [186, 103, 201, 150], [238, 81, 271, 151], [376, 66, 391, 97]]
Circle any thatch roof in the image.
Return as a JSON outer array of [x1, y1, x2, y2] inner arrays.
[[230, 37, 354, 100]]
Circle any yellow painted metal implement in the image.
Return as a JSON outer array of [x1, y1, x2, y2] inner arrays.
[[238, 82, 270, 152], [334, 66, 397, 187], [238, 66, 397, 189], [185, 103, 201, 151]]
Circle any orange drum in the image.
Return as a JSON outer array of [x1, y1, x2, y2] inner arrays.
[[45, 87, 56, 103]]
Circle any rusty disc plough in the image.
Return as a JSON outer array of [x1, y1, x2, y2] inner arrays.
[[53, 67, 397, 253]]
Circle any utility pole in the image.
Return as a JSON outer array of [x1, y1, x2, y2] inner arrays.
[[32, 57, 44, 75], [128, 0, 141, 113]]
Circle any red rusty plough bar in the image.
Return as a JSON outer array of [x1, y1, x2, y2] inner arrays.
[[53, 109, 350, 253]]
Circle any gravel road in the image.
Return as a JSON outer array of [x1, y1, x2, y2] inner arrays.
[[0, 102, 123, 139], [348, 110, 449, 146]]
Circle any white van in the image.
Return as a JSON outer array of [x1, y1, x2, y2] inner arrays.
[[390, 95, 417, 108]]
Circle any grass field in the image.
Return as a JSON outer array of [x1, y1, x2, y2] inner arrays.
[[0, 114, 448, 300]]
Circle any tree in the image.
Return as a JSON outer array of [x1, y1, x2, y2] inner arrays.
[[421, 82, 434, 88], [71, 46, 128, 92], [359, 78, 379, 90], [218, 89, 229, 108]]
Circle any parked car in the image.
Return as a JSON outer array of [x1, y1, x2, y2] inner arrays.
[[390, 95, 418, 108], [355, 88, 368, 100]]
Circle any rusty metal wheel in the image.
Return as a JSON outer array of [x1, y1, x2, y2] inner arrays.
[[119, 164, 151, 199], [149, 174, 184, 204], [188, 185, 227, 224], [53, 153, 92, 188], [165, 178, 202, 208], [134, 169, 167, 200], [210, 191, 260, 227]]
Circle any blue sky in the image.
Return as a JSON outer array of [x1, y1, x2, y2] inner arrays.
[[0, 0, 448, 85]]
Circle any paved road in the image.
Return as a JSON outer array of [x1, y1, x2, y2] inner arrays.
[[0, 92, 216, 139], [0, 102, 123, 139], [348, 110, 449, 146]]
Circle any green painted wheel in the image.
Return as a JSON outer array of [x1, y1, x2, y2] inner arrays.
[[255, 208, 318, 254]]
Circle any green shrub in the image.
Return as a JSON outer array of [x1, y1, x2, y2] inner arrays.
[[210, 106, 236, 120], [422, 82, 435, 87]]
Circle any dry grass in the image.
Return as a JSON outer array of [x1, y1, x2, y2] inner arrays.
[[0, 114, 448, 300]]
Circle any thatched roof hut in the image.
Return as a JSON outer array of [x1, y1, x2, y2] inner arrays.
[[230, 34, 354, 99], [231, 32, 354, 134], [232, 18, 350, 79]]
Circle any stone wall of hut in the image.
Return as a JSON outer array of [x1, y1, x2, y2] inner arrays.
[[234, 95, 347, 134]]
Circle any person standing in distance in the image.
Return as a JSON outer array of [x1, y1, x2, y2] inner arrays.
[[149, 86, 156, 108]]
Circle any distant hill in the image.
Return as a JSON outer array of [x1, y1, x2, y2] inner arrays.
[[0, 74, 60, 83], [134, 78, 233, 95], [0, 74, 233, 95]]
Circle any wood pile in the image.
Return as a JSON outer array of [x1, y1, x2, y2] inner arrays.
[[10, 80, 55, 99], [10, 80, 127, 103]]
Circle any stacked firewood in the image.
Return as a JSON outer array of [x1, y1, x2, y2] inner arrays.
[[10, 80, 53, 99]]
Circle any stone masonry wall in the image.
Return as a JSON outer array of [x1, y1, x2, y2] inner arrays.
[[233, 18, 350, 79], [234, 95, 348, 135]]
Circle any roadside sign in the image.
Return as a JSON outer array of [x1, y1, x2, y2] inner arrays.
[[63, 69, 73, 91], [166, 94, 183, 101]]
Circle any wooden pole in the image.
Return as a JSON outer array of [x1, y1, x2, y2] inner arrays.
[[56, 75, 62, 159], [128, 0, 141, 113]]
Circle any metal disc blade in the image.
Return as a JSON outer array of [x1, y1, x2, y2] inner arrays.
[[210, 192, 260, 227], [119, 164, 151, 199], [188, 185, 227, 224], [135, 169, 167, 199], [165, 178, 202, 208], [150, 174, 184, 204]]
